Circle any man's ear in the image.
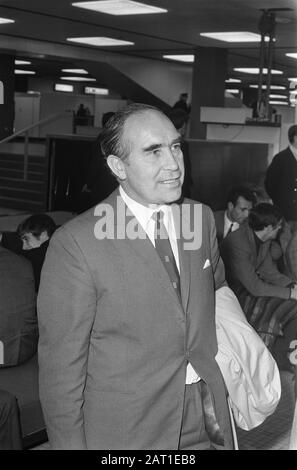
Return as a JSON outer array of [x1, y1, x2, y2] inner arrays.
[[39, 231, 49, 243], [107, 155, 127, 181]]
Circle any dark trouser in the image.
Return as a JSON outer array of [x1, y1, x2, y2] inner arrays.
[[178, 382, 226, 450], [0, 390, 22, 450]]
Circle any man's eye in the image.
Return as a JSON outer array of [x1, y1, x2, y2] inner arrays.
[[172, 144, 181, 152]]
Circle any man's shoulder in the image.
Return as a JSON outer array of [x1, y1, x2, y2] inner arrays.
[[272, 147, 293, 162], [0, 245, 32, 272], [53, 189, 119, 239]]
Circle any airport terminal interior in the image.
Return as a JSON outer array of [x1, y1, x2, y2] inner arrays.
[[0, 0, 297, 451]]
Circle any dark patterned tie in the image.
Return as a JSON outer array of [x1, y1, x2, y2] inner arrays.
[[152, 210, 181, 297], [225, 222, 234, 238]]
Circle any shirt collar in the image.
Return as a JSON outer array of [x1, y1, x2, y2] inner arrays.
[[224, 211, 239, 231], [119, 186, 172, 232], [289, 144, 297, 161]]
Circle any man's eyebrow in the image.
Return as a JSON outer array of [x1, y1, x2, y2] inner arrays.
[[143, 137, 182, 153]]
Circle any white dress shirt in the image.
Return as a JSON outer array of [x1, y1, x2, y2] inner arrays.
[[223, 211, 239, 238], [119, 186, 200, 384]]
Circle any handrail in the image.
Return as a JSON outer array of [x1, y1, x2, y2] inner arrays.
[[0, 109, 73, 181], [0, 110, 73, 145]]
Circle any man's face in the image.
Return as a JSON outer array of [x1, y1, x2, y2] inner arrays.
[[263, 220, 283, 241], [21, 232, 47, 250], [115, 110, 185, 206], [227, 196, 253, 224]]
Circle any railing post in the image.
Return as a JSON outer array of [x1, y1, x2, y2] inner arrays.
[[23, 130, 29, 180]]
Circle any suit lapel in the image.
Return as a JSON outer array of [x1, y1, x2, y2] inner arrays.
[[111, 193, 184, 310]]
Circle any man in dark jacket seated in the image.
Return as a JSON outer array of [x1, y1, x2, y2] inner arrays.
[[220, 203, 297, 370], [0, 389, 22, 449], [0, 246, 37, 367], [0, 214, 56, 292]]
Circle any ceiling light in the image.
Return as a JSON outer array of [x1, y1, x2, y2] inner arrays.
[[226, 89, 240, 93], [54, 83, 74, 93], [62, 68, 88, 74], [249, 84, 286, 90], [84, 86, 109, 95], [286, 53, 297, 59], [225, 78, 241, 83], [72, 1, 167, 15], [163, 54, 194, 63], [60, 76, 96, 81], [0, 17, 15, 24], [269, 94, 287, 99], [234, 68, 283, 75], [14, 69, 36, 75], [67, 37, 134, 46], [15, 60, 31, 65], [200, 32, 262, 42], [269, 101, 288, 105]]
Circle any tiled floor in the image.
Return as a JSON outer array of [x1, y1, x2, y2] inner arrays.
[[237, 371, 296, 450], [32, 371, 296, 450]]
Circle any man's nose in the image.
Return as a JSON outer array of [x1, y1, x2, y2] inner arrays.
[[163, 147, 180, 170]]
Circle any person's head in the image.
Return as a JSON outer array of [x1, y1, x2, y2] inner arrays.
[[248, 203, 283, 241], [226, 186, 257, 224], [101, 111, 115, 128], [167, 108, 189, 137], [17, 214, 56, 250], [100, 103, 184, 206], [288, 125, 297, 148], [180, 93, 188, 102]]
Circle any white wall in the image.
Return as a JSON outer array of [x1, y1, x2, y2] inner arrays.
[[206, 123, 280, 164], [110, 57, 192, 106], [14, 93, 40, 137]]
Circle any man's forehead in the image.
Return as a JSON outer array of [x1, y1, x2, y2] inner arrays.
[[236, 196, 253, 208], [125, 109, 176, 132]]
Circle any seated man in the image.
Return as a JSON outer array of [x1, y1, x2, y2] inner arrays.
[[0, 389, 22, 449], [284, 229, 297, 281], [214, 186, 256, 244], [220, 203, 297, 370], [0, 246, 38, 367], [0, 214, 56, 291]]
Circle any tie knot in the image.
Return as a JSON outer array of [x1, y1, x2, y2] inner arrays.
[[152, 210, 164, 226]]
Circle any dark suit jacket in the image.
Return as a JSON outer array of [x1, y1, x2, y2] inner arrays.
[[220, 223, 292, 299], [0, 247, 38, 367], [213, 210, 225, 244], [37, 189, 233, 450], [265, 147, 297, 221]]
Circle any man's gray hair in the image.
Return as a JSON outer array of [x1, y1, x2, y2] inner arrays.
[[100, 103, 161, 161]]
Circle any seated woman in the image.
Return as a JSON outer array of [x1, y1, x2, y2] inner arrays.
[[220, 203, 297, 370], [0, 214, 56, 291]]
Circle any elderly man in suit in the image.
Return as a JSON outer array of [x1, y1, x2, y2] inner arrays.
[[265, 124, 297, 229], [220, 203, 297, 370], [37, 103, 234, 450], [214, 186, 256, 244]]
